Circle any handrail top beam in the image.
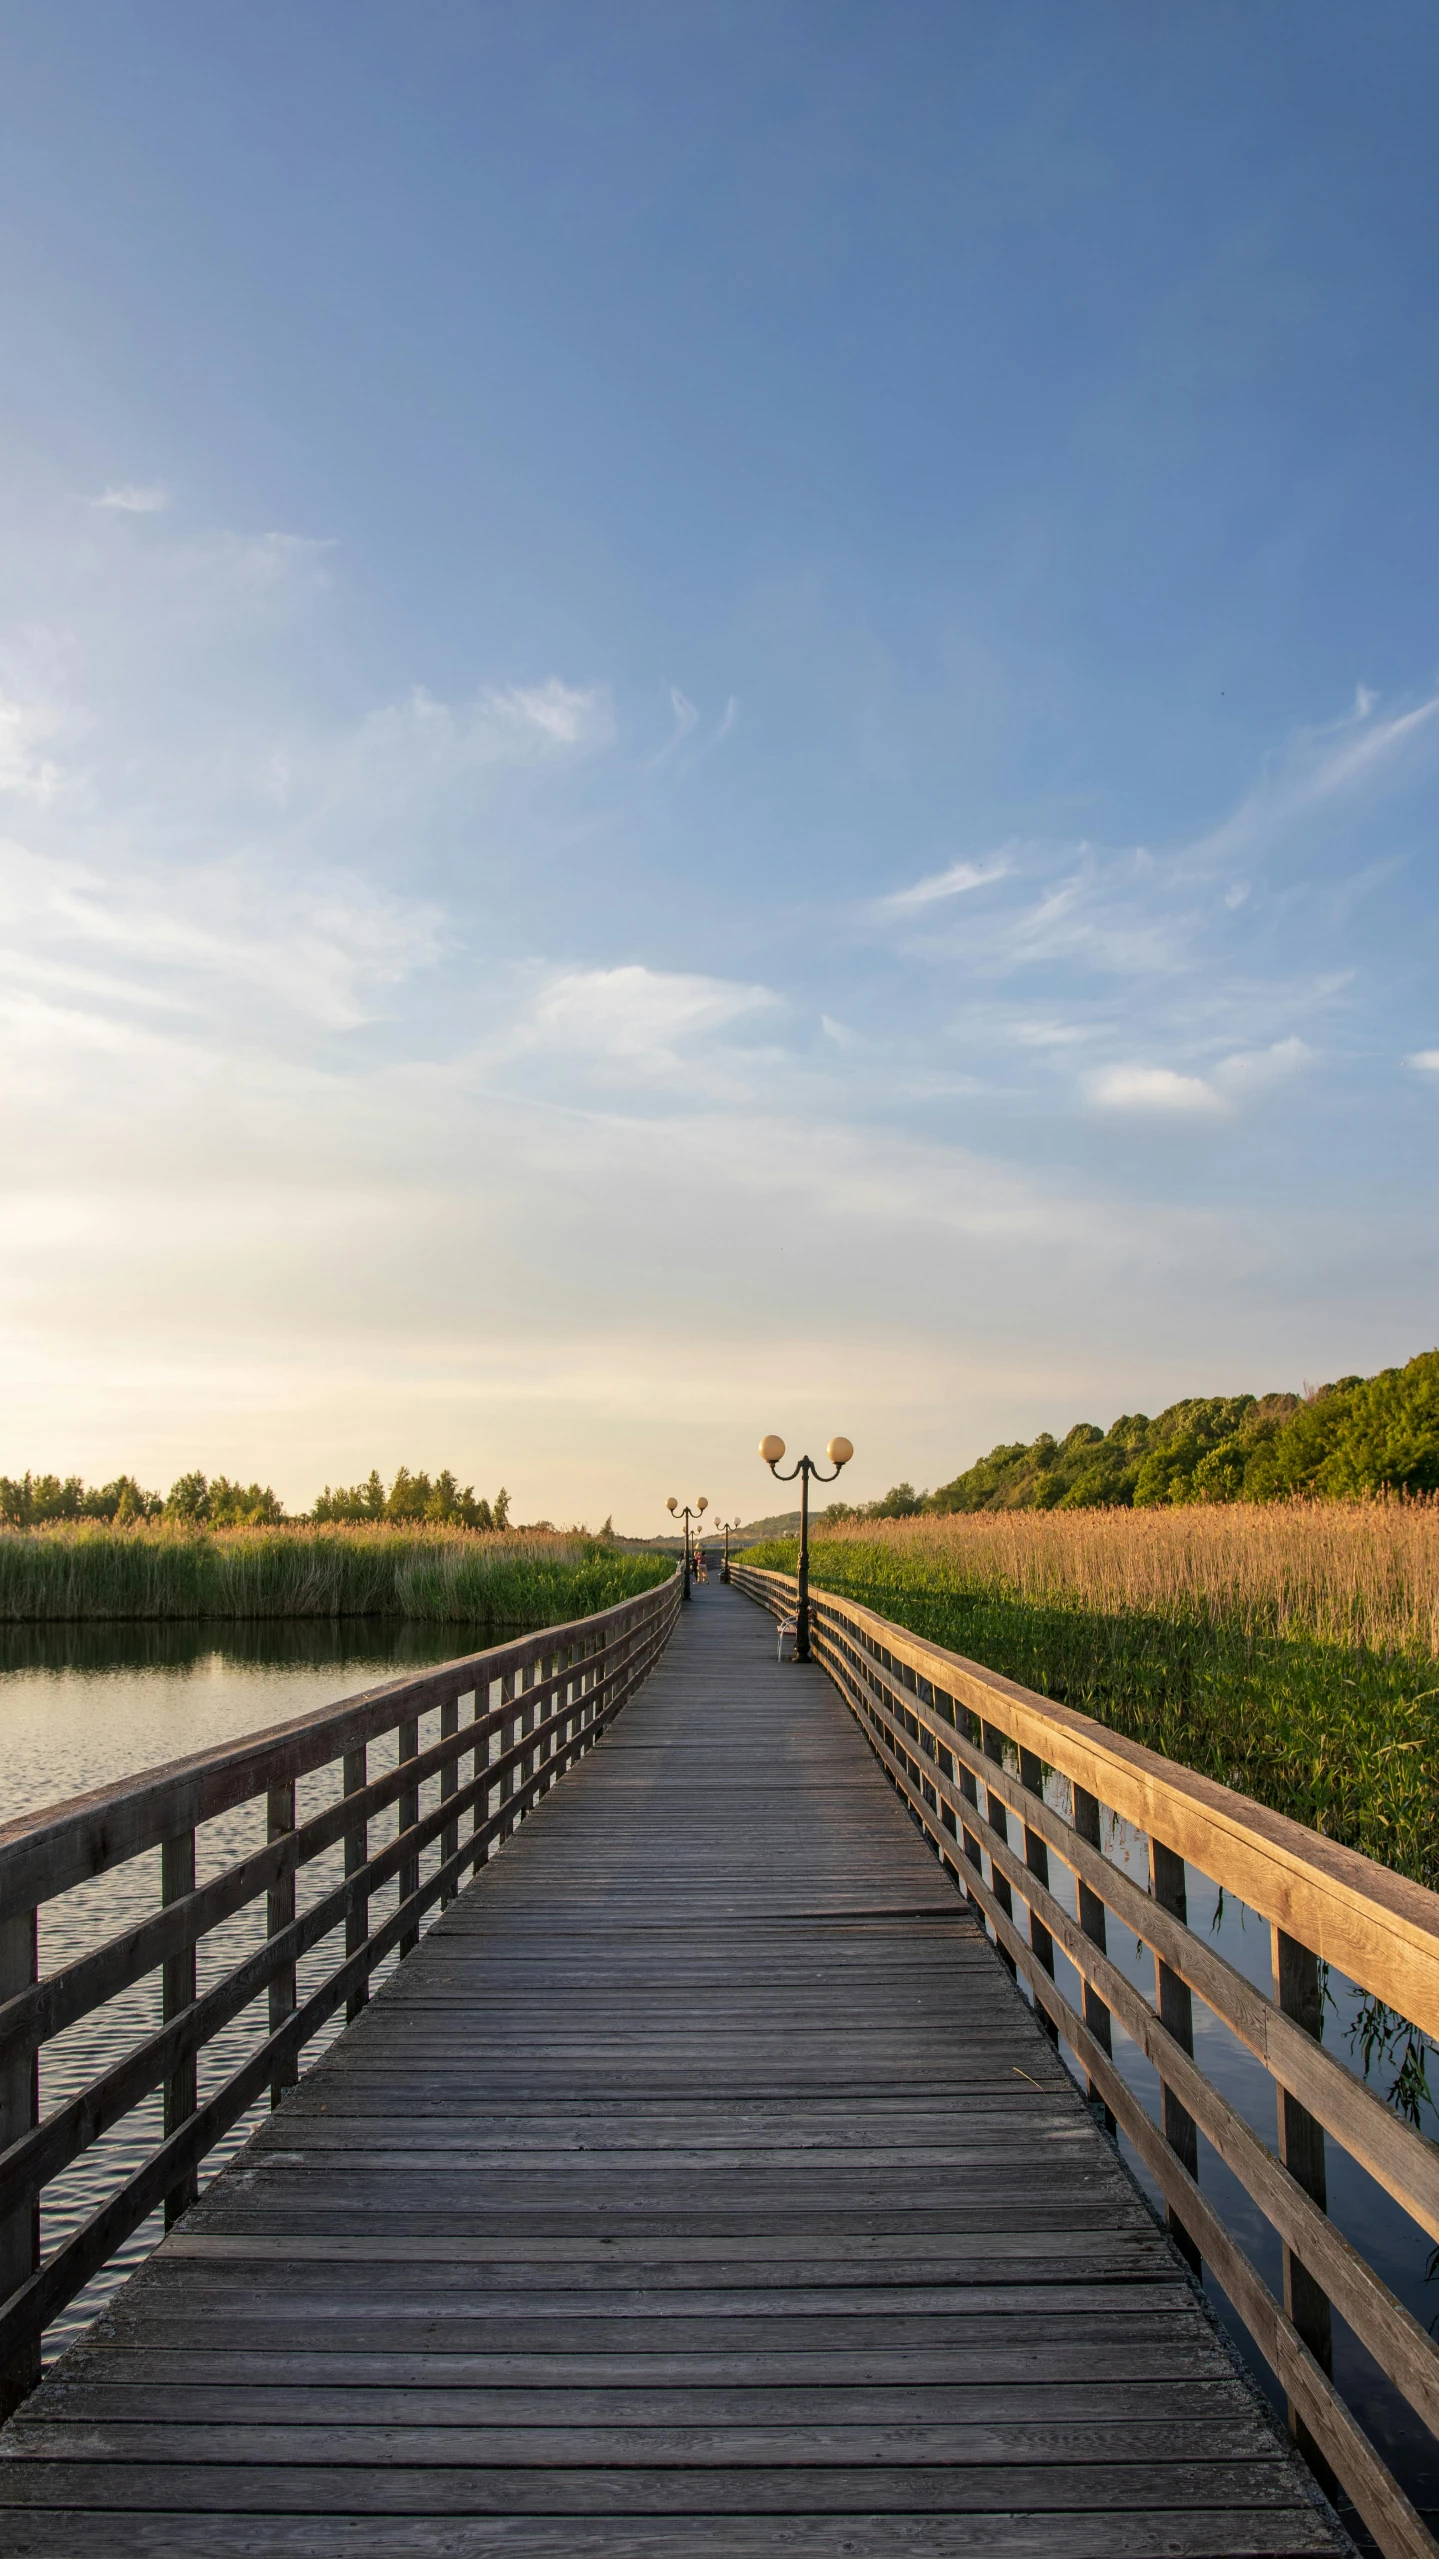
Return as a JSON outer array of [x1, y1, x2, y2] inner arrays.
[[0, 1572, 677, 1920], [735, 1562, 1439, 2038]]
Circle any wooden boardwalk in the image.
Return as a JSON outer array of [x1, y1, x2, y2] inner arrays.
[[0, 1579, 1345, 2556]]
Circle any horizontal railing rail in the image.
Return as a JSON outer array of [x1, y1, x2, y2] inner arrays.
[[0, 1567, 682, 2414], [734, 1560, 1439, 2559]]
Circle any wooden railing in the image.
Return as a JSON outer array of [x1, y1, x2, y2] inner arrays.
[[734, 1561, 1439, 2559], [0, 1568, 680, 2414]]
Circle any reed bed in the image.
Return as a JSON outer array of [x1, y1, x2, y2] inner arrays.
[[744, 1502, 1439, 1886], [0, 1524, 673, 1627], [810, 1498, 1439, 1652]]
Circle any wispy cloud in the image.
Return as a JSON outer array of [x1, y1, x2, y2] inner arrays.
[[878, 854, 1010, 912], [489, 679, 612, 749], [500, 962, 775, 1080], [0, 839, 442, 1030], [0, 694, 71, 803], [1190, 684, 1439, 870], [91, 483, 168, 513], [1407, 1050, 1439, 1073], [356, 678, 613, 777]]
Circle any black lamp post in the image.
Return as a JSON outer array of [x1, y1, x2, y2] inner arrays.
[[759, 1435, 853, 1661], [720, 1518, 738, 1583], [665, 1496, 708, 1601]]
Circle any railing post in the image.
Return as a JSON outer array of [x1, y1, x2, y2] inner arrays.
[[539, 1654, 554, 1791], [1017, 1746, 1059, 2047], [478, 1684, 495, 1860], [0, 1904, 40, 2417], [267, 1785, 298, 2106], [588, 1632, 606, 1744], [499, 1673, 516, 1840], [344, 1746, 369, 2019], [398, 1721, 420, 1955], [957, 1708, 985, 1896], [1149, 1838, 1200, 2274], [980, 1722, 1018, 1980], [1071, 1784, 1116, 2135], [1273, 1925, 1335, 2478], [161, 1829, 198, 2225], [440, 1700, 459, 1905], [523, 1662, 537, 1791]]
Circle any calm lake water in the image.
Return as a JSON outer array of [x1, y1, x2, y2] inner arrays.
[[2, 1621, 1434, 2544], [1, 1618, 507, 2362]]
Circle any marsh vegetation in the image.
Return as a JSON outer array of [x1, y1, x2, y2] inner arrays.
[[0, 1525, 673, 1627]]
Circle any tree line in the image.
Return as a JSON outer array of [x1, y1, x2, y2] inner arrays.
[[819, 1349, 1439, 1520], [0, 1467, 512, 1532]]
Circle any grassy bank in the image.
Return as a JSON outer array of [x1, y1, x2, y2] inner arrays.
[[742, 1503, 1439, 1888], [0, 1525, 674, 1628]]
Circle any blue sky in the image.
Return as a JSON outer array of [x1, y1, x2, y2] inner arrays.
[[1, 2, 1437, 1524]]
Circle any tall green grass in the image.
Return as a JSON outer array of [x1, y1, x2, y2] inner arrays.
[[744, 1525, 1439, 1888], [0, 1525, 673, 1628]]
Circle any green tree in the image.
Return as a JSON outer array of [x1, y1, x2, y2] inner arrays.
[[206, 1477, 285, 1527]]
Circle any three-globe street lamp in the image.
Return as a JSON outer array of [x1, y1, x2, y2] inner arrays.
[[759, 1435, 853, 1662], [718, 1517, 740, 1583], [665, 1495, 708, 1601]]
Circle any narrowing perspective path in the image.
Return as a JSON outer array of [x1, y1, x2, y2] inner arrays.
[[0, 1578, 1345, 2555]]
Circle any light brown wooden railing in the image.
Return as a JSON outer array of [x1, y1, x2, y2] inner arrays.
[[0, 1568, 681, 2415], [734, 1560, 1439, 2559]]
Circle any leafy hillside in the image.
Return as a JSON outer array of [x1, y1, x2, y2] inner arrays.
[[928, 1350, 1439, 1512]]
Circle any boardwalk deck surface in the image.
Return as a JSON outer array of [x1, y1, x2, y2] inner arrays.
[[0, 1581, 1344, 2555]]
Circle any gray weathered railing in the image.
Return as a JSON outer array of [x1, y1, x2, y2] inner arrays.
[[0, 1567, 681, 2413], [735, 1560, 1439, 2559]]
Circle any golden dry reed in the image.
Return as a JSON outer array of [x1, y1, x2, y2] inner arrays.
[[813, 1497, 1439, 1657]]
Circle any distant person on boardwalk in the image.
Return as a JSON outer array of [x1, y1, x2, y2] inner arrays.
[[695, 1546, 709, 1583]]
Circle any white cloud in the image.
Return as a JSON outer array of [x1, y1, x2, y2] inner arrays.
[[1090, 1065, 1226, 1116], [1407, 1050, 1439, 1073], [879, 855, 1009, 912], [1212, 1037, 1312, 1096], [490, 678, 613, 749], [92, 484, 168, 513], [517, 963, 774, 1070], [1088, 1039, 1312, 1119]]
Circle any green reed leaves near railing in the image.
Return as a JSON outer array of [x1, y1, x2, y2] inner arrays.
[[0, 1524, 673, 1625], [743, 1504, 1439, 1888]]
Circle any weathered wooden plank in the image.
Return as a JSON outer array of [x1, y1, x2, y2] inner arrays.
[[0, 2458, 1326, 2513], [27, 2379, 1261, 2424], [0, 2411, 1285, 2464], [0, 2505, 1345, 2555], [49, 2330, 1241, 2385]]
